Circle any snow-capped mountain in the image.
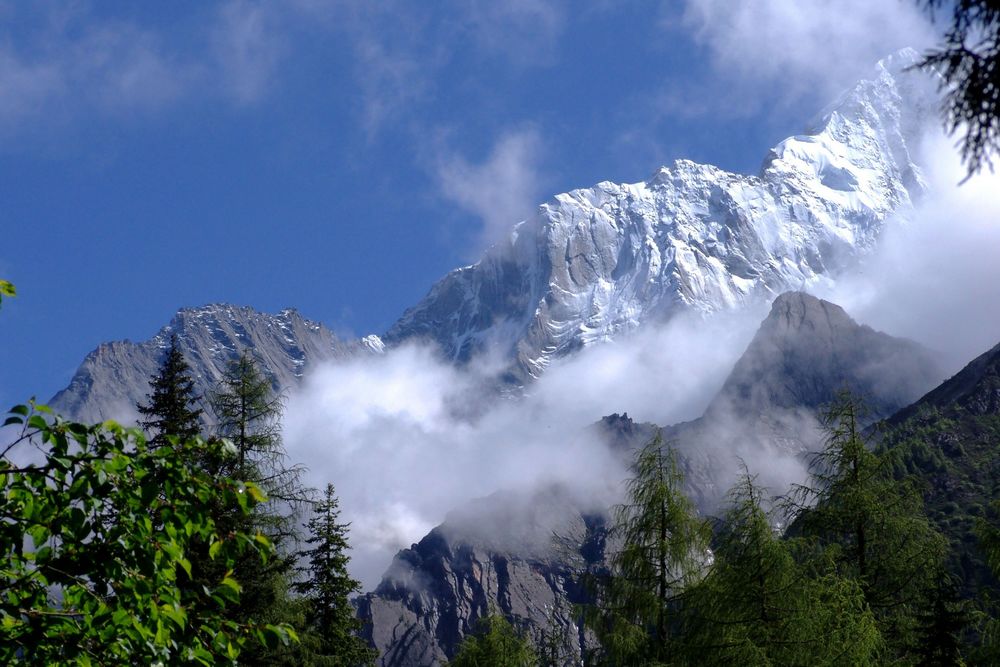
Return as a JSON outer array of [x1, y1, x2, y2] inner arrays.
[[51, 50, 939, 425], [49, 304, 382, 424], [385, 49, 939, 380]]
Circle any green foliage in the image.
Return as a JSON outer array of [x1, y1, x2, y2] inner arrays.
[[295, 483, 376, 666], [209, 351, 301, 496], [0, 279, 14, 308], [205, 351, 312, 665], [584, 432, 709, 665], [0, 404, 295, 665], [137, 333, 204, 448], [914, 577, 971, 667], [917, 0, 1000, 177], [449, 614, 537, 667], [681, 474, 883, 666], [789, 392, 947, 659]]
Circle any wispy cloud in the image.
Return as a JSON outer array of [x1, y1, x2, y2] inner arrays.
[[434, 127, 545, 254], [210, 0, 287, 105], [0, 2, 296, 134], [677, 0, 938, 105], [820, 129, 1000, 373]]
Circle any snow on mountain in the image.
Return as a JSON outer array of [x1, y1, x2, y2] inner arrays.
[[384, 48, 939, 381]]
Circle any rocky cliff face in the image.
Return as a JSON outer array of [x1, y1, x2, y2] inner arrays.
[[360, 292, 944, 665], [49, 304, 382, 423], [385, 49, 939, 381], [359, 486, 608, 667]]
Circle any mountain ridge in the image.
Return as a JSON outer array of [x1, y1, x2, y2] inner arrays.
[[49, 303, 382, 424]]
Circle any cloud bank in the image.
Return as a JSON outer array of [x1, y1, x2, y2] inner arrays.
[[283, 309, 760, 588]]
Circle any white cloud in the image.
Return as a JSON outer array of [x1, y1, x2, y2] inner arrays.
[[678, 0, 938, 105], [820, 130, 1000, 373], [0, 2, 294, 133], [211, 0, 286, 105], [435, 128, 545, 254], [283, 309, 760, 588]]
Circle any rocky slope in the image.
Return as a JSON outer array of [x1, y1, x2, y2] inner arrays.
[[49, 304, 382, 423], [385, 49, 939, 380], [359, 485, 607, 667], [667, 291, 944, 510], [359, 292, 943, 665]]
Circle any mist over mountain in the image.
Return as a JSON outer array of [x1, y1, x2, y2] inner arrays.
[[359, 290, 944, 666], [40, 47, 992, 667]]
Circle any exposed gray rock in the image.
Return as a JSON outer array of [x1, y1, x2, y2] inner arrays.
[[359, 485, 608, 667], [49, 304, 381, 424], [665, 291, 944, 512]]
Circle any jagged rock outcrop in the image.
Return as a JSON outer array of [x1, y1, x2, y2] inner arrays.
[[359, 486, 608, 667], [385, 49, 939, 381], [49, 304, 382, 423]]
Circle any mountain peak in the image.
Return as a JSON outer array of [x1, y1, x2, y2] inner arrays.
[[49, 303, 378, 424], [889, 340, 1000, 423], [386, 54, 940, 381], [761, 291, 854, 337], [710, 292, 942, 417]]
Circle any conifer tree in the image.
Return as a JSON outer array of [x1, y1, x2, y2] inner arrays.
[[681, 474, 883, 666], [295, 483, 376, 667], [204, 351, 310, 666], [209, 351, 296, 491], [914, 577, 970, 667], [137, 333, 203, 448], [584, 432, 709, 665], [449, 614, 537, 667], [788, 392, 947, 659]]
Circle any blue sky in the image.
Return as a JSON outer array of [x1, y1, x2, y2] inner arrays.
[[0, 0, 939, 407]]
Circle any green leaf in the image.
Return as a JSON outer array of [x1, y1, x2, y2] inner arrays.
[[0, 280, 14, 297]]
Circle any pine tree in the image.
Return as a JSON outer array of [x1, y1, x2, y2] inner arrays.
[[788, 392, 947, 659], [449, 614, 537, 667], [209, 351, 296, 491], [136, 333, 203, 448], [914, 577, 970, 667], [294, 483, 376, 667], [584, 431, 709, 665], [681, 473, 883, 666], [204, 351, 311, 666]]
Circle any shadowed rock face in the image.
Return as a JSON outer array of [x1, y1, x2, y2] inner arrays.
[[359, 486, 608, 667], [710, 291, 942, 419], [49, 304, 382, 424], [667, 291, 944, 512]]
